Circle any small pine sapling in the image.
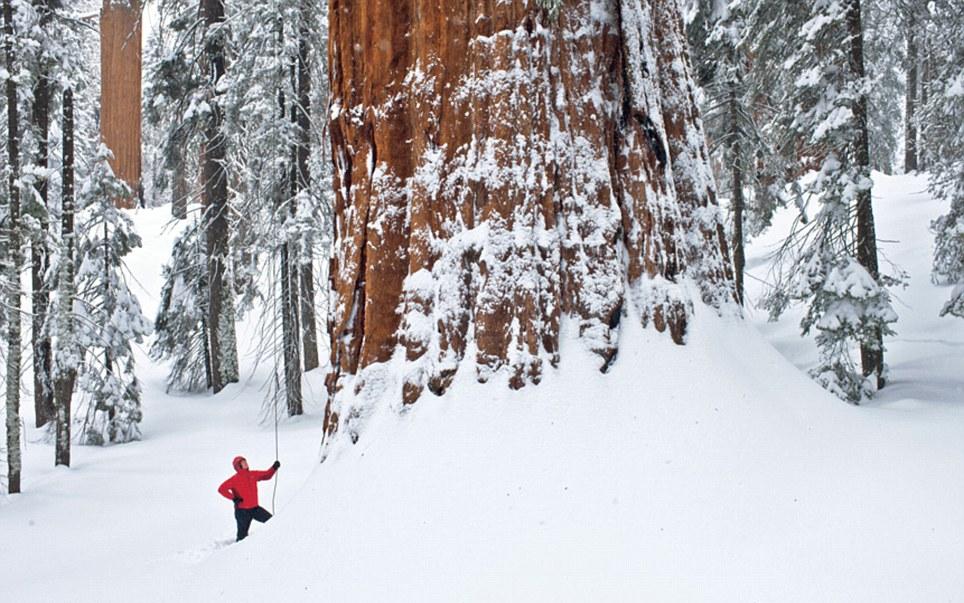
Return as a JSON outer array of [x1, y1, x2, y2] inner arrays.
[[73, 146, 152, 444]]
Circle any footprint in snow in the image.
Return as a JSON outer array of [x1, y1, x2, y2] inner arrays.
[[175, 538, 236, 564]]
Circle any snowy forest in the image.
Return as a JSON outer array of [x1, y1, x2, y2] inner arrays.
[[1, 0, 963, 600]]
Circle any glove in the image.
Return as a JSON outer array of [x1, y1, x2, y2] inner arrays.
[[233, 496, 243, 506], [272, 460, 281, 470]]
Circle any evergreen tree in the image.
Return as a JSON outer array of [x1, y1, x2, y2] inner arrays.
[[687, 0, 796, 304], [923, 1, 964, 318], [151, 221, 212, 392], [863, 0, 905, 173], [764, 0, 899, 402], [72, 147, 151, 444], [147, 0, 332, 409]]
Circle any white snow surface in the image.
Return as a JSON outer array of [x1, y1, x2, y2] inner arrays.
[[1, 173, 963, 602]]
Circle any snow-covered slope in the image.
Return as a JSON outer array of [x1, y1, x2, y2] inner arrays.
[[747, 173, 964, 409], [2, 174, 963, 602]]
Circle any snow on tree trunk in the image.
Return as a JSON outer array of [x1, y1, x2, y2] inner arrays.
[[323, 0, 733, 442], [100, 0, 143, 209], [54, 88, 76, 468], [202, 0, 239, 394]]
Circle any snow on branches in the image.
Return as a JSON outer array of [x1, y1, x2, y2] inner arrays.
[[71, 147, 152, 444], [763, 0, 900, 403]]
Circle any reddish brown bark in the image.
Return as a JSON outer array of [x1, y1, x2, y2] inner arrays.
[[325, 0, 732, 440], [100, 0, 142, 208]]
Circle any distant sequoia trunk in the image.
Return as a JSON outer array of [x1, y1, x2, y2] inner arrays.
[[100, 0, 142, 208], [324, 0, 733, 443]]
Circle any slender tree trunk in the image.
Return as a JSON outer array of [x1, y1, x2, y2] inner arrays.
[[727, 80, 745, 306], [281, 244, 303, 415], [172, 154, 188, 219], [202, 0, 238, 393], [904, 8, 918, 173], [918, 30, 930, 171], [4, 0, 22, 493], [279, 24, 303, 416], [731, 164, 745, 306], [31, 4, 53, 426], [198, 222, 213, 390], [296, 18, 319, 372], [846, 0, 884, 388], [54, 88, 76, 468]]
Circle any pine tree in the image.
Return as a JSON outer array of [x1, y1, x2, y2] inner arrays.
[[38, 1, 152, 455], [151, 222, 212, 392], [146, 0, 333, 405], [143, 0, 201, 220], [686, 0, 797, 304], [902, 1, 921, 171], [923, 1, 964, 318], [863, 0, 905, 173], [72, 147, 151, 444], [764, 0, 899, 402]]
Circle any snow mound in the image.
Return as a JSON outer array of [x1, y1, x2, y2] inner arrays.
[[175, 307, 964, 602]]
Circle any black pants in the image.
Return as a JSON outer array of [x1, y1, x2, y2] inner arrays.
[[235, 506, 272, 541]]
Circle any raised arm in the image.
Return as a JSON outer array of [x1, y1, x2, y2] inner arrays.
[[253, 462, 280, 481]]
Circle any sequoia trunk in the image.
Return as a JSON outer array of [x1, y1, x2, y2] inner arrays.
[[324, 0, 732, 441], [100, 0, 142, 208]]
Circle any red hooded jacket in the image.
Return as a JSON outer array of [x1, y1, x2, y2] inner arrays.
[[218, 456, 277, 509]]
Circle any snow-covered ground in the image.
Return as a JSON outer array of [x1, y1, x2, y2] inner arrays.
[[1, 173, 962, 602]]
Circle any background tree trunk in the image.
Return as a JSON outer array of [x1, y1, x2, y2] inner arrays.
[[100, 0, 142, 208], [904, 8, 919, 172], [917, 25, 931, 171], [296, 17, 319, 372], [727, 79, 745, 306], [202, 0, 238, 393], [31, 0, 53, 427], [172, 154, 189, 219], [324, 0, 732, 439], [55, 88, 76, 468], [4, 0, 23, 493], [847, 0, 885, 388], [279, 32, 303, 417], [731, 164, 745, 306]]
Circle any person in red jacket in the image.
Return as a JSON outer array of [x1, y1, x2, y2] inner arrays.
[[218, 456, 280, 541]]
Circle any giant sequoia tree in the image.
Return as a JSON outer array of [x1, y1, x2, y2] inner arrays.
[[323, 0, 734, 442]]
